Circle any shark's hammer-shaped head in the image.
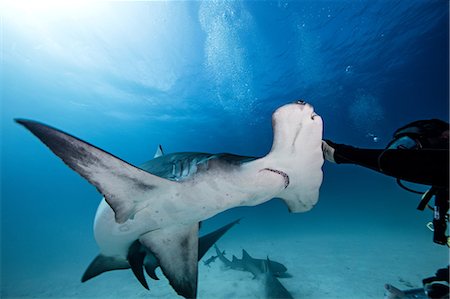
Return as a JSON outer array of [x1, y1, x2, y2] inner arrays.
[[263, 101, 324, 213]]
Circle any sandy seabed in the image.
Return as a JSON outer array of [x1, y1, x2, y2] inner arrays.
[[2, 227, 447, 299]]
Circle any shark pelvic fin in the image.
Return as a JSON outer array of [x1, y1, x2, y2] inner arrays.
[[81, 254, 130, 282], [140, 223, 199, 299], [127, 240, 149, 290], [143, 253, 160, 280], [154, 144, 164, 158], [15, 119, 177, 224]]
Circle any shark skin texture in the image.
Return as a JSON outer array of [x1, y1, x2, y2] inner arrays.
[[16, 101, 323, 298]]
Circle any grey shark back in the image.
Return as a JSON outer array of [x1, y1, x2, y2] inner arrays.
[[214, 245, 288, 277], [140, 152, 257, 181]]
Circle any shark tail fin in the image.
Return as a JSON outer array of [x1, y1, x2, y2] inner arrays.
[[214, 244, 221, 256], [15, 119, 178, 224], [81, 254, 130, 282]]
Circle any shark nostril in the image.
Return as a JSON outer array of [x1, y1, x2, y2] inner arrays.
[[295, 100, 306, 105], [311, 112, 317, 120]]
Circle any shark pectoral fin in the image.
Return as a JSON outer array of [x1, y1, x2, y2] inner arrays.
[[16, 119, 177, 224], [127, 240, 149, 290], [140, 223, 199, 299], [81, 254, 130, 282]]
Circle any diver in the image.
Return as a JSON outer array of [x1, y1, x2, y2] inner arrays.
[[322, 119, 449, 299]]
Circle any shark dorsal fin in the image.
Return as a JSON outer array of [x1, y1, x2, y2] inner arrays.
[[262, 258, 270, 273], [232, 255, 239, 263], [242, 249, 252, 261], [154, 144, 164, 158]]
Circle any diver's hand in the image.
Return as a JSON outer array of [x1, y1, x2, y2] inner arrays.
[[322, 140, 336, 163]]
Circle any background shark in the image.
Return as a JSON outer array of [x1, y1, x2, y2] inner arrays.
[[214, 244, 288, 277], [214, 245, 293, 299], [16, 101, 323, 298]]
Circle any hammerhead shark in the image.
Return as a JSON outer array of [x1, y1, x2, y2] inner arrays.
[[214, 245, 293, 299], [16, 101, 323, 298]]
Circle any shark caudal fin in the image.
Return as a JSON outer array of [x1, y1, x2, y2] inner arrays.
[[15, 119, 178, 224]]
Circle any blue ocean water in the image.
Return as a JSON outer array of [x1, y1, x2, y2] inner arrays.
[[1, 1, 449, 298]]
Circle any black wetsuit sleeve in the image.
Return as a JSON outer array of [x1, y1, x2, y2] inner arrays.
[[333, 144, 449, 189]]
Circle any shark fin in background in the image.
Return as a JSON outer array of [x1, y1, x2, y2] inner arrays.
[[127, 240, 149, 290], [81, 254, 130, 282], [154, 144, 164, 158], [15, 119, 177, 224], [242, 249, 253, 261], [140, 223, 199, 299], [197, 218, 240, 260]]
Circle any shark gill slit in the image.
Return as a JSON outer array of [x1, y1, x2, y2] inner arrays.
[[260, 168, 290, 189]]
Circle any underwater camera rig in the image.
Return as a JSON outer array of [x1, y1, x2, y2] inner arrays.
[[417, 186, 449, 246], [384, 119, 449, 246]]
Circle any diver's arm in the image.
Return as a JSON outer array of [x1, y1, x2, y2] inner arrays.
[[378, 148, 448, 188], [323, 141, 449, 188]]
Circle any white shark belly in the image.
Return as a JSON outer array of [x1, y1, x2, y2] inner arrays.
[[93, 166, 278, 258]]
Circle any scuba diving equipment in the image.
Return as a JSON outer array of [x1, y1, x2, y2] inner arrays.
[[389, 119, 449, 150], [422, 267, 449, 299], [382, 119, 449, 247], [431, 189, 449, 246], [416, 187, 449, 246]]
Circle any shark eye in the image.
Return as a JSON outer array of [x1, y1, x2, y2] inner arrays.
[[295, 100, 306, 105]]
